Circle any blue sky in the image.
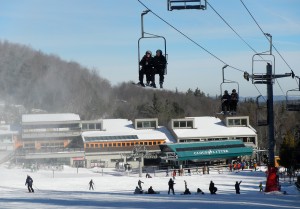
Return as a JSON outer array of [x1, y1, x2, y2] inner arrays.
[[0, 0, 299, 97]]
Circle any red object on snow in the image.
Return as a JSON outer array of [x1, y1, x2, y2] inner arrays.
[[265, 166, 279, 192]]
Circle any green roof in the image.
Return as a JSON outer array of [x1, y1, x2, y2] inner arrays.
[[160, 140, 253, 161]]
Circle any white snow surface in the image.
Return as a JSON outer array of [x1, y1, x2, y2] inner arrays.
[[22, 113, 80, 123], [0, 163, 299, 209]]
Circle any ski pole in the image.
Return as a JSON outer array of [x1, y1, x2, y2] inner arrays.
[[34, 185, 40, 191]]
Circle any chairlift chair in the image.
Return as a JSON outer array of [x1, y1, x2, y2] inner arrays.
[[138, 10, 168, 75], [256, 95, 268, 126], [286, 76, 300, 111], [251, 54, 275, 84], [219, 65, 240, 114], [286, 90, 300, 111], [167, 0, 207, 11], [138, 35, 168, 75]]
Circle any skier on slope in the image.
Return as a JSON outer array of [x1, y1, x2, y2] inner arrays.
[[25, 175, 34, 193]]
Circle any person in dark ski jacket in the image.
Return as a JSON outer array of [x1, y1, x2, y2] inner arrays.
[[139, 50, 154, 87], [25, 175, 34, 193], [230, 89, 239, 112], [89, 179, 94, 190], [152, 49, 167, 88], [134, 186, 143, 194], [235, 181, 242, 194], [147, 186, 158, 194], [221, 90, 231, 113], [209, 181, 217, 194], [168, 178, 175, 195]]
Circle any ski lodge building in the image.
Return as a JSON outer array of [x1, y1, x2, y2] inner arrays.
[[17, 113, 85, 165], [11, 113, 257, 169], [160, 116, 257, 166], [82, 118, 175, 168]]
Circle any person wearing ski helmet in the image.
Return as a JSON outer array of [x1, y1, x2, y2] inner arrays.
[[153, 49, 167, 88], [230, 89, 239, 112], [138, 50, 154, 87]]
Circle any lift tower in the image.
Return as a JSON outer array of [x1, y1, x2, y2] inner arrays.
[[245, 33, 294, 192]]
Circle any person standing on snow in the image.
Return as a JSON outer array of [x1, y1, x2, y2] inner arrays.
[[168, 178, 175, 195], [235, 181, 242, 194], [25, 175, 34, 193], [89, 179, 94, 190]]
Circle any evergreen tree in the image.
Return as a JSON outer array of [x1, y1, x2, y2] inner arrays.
[[279, 131, 297, 175]]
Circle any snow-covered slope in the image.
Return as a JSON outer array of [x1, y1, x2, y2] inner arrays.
[[0, 163, 299, 209]]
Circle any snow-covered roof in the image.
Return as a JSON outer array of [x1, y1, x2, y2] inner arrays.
[[173, 116, 257, 138], [82, 119, 175, 143], [22, 113, 80, 123]]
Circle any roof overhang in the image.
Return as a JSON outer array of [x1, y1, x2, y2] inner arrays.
[[160, 140, 253, 161]]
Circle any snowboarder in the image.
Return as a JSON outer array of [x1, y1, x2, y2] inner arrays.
[[138, 179, 144, 190], [168, 178, 175, 195], [89, 179, 94, 190], [209, 181, 217, 194], [235, 181, 242, 194], [134, 186, 143, 194], [182, 188, 191, 195], [147, 186, 159, 194], [25, 175, 34, 193]]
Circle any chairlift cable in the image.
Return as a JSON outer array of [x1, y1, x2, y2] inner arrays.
[[137, 0, 228, 66], [240, 0, 298, 98], [208, 1, 290, 99], [207, 1, 266, 62], [253, 84, 267, 102], [137, 0, 285, 99], [295, 76, 300, 86], [240, 0, 295, 73]]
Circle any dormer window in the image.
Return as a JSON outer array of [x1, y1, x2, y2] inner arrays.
[[172, 118, 194, 129], [81, 121, 102, 131], [226, 116, 249, 127], [135, 118, 158, 129]]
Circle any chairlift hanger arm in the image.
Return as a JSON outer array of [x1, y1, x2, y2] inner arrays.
[[273, 72, 294, 79], [144, 32, 166, 39]]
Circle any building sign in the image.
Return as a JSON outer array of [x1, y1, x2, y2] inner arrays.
[[194, 149, 229, 156]]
